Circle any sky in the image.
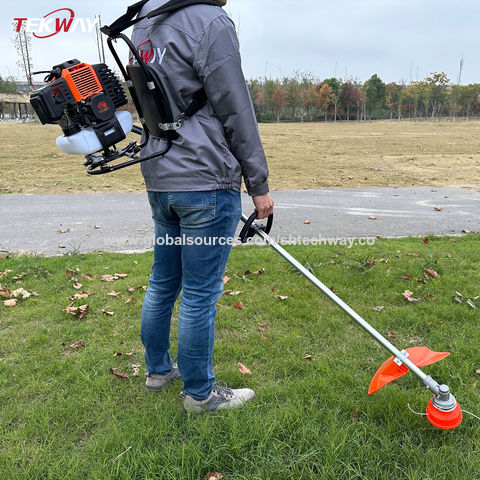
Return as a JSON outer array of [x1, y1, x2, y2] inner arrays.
[[1, 0, 480, 85]]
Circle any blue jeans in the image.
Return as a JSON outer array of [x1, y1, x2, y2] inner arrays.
[[141, 190, 241, 400]]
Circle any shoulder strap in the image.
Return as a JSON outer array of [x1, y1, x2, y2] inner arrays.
[[101, 0, 221, 37]]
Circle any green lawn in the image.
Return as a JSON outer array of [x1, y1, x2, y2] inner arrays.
[[0, 235, 479, 479]]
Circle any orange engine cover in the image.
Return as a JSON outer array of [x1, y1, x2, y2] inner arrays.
[[61, 63, 103, 102]]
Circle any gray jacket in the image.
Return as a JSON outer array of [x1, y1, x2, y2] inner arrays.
[[131, 0, 269, 196]]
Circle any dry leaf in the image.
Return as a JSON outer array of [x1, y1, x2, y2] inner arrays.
[[12, 272, 26, 281], [69, 291, 90, 301], [109, 367, 128, 379], [245, 268, 265, 276], [66, 269, 75, 277], [126, 352, 134, 356], [275, 295, 288, 300], [69, 341, 85, 349], [433, 206, 443, 211], [114, 352, 122, 357], [65, 304, 89, 318], [58, 228, 70, 233], [223, 290, 242, 296], [204, 473, 223, 480], [372, 306, 384, 312], [369, 216, 377, 220], [102, 309, 114, 316], [0, 269, 12, 280], [403, 290, 420, 302], [449, 238, 457, 242], [234, 301, 244, 310], [423, 237, 430, 244], [58, 244, 66, 249], [73, 282, 83, 290], [304, 355, 313, 361], [107, 290, 122, 297], [223, 275, 230, 284], [304, 220, 311, 224], [81, 273, 93, 281], [476, 369, 480, 374], [114, 273, 128, 278], [94, 225, 101, 229], [425, 268, 439, 278], [101, 274, 118, 282], [387, 331, 395, 337], [3, 299, 17, 307], [11, 288, 31, 299], [132, 364, 140, 376], [258, 323, 266, 332], [0, 285, 12, 298], [402, 275, 413, 281], [353, 408, 360, 420], [462, 229, 471, 234], [261, 334, 269, 341], [426, 294, 436, 301], [237, 362, 252, 375]]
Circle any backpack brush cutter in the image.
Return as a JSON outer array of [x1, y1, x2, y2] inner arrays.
[[30, 0, 465, 430]]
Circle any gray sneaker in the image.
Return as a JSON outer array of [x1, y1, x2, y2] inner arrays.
[[183, 382, 256, 412], [145, 363, 181, 393]]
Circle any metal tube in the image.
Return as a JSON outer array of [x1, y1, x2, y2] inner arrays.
[[241, 215, 440, 393]]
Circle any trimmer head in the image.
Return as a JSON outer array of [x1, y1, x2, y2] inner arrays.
[[369, 347, 450, 395], [426, 385, 462, 429]]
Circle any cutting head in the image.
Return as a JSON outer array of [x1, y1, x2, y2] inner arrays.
[[426, 385, 462, 429]]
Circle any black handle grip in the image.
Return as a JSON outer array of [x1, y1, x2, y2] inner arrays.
[[239, 211, 273, 243]]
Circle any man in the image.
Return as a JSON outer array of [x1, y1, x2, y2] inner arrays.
[[131, 0, 274, 412]]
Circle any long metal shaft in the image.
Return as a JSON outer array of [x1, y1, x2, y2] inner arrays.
[[241, 215, 440, 395]]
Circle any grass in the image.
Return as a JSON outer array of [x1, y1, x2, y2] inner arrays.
[[1, 120, 480, 194], [0, 235, 479, 479]]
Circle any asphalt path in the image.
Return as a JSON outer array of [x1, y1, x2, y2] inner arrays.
[[1, 186, 479, 254]]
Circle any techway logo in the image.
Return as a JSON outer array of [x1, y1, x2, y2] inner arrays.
[[14, 8, 99, 39]]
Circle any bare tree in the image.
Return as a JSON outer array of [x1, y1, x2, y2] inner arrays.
[[12, 21, 34, 88]]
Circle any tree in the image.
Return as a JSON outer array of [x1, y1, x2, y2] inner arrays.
[[247, 78, 265, 120], [299, 73, 315, 121], [12, 21, 33, 88], [386, 82, 405, 120], [316, 83, 334, 121], [263, 79, 278, 120], [341, 81, 362, 120], [0, 76, 18, 94], [457, 84, 480, 120], [303, 84, 318, 121], [406, 81, 428, 118], [364, 74, 386, 118], [272, 86, 286, 122], [322, 77, 342, 121], [425, 72, 450, 119], [283, 75, 302, 121]]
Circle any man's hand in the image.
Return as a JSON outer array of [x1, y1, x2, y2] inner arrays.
[[252, 193, 274, 219]]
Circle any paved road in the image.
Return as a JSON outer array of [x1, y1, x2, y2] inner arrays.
[[1, 186, 479, 254]]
